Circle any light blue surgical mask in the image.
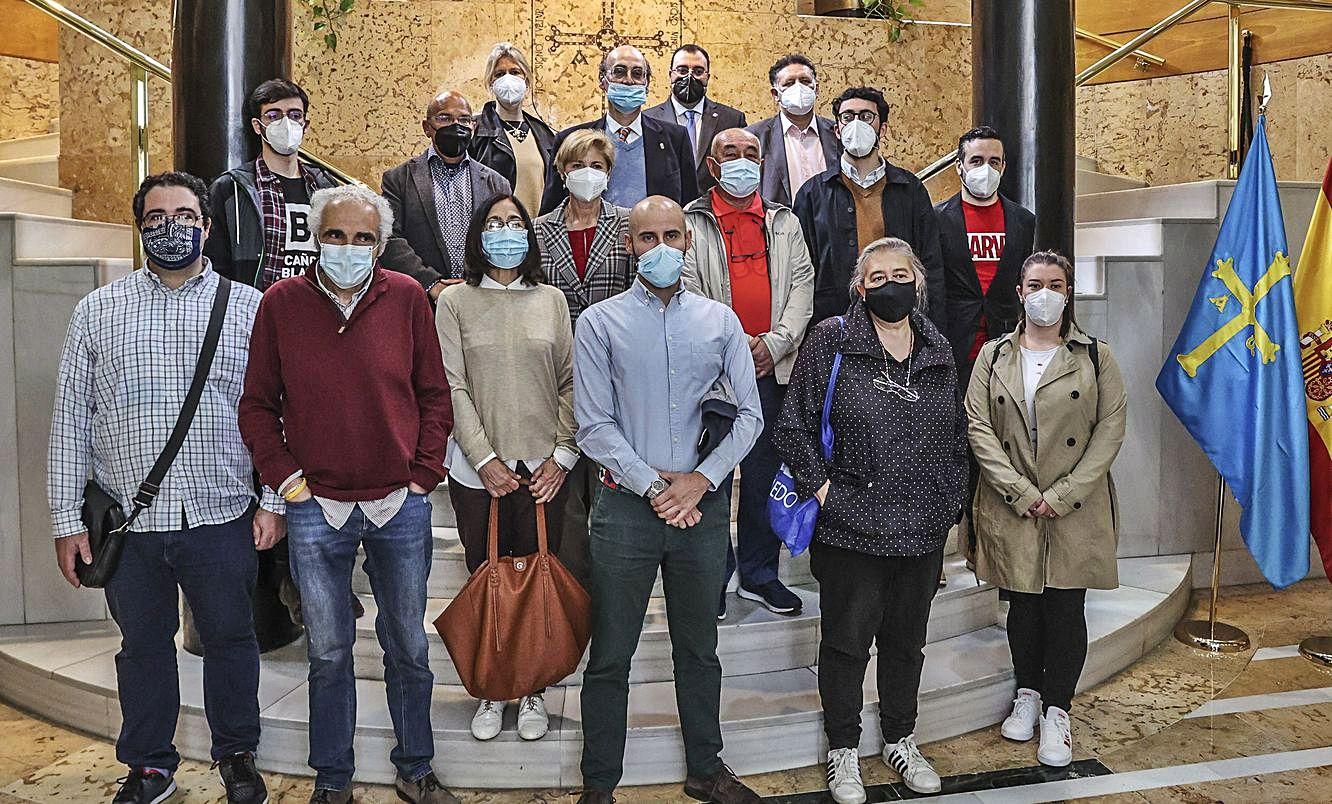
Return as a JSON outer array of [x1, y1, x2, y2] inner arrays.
[[319, 243, 375, 289], [717, 157, 761, 198], [606, 82, 648, 113], [636, 242, 685, 288], [481, 228, 530, 269]]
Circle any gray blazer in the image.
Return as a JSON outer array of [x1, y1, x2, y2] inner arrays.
[[534, 199, 633, 329], [746, 113, 841, 208], [381, 152, 512, 279]]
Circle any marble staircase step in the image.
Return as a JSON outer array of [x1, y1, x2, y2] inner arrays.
[[0, 176, 72, 217], [5, 212, 132, 261], [0, 554, 1190, 788], [0, 132, 59, 161], [0, 155, 58, 186], [1076, 168, 1147, 195]]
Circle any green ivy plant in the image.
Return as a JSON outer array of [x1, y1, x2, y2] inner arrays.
[[299, 0, 356, 51], [860, 0, 925, 42]]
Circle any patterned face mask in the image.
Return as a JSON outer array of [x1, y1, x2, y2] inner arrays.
[[141, 220, 203, 271]]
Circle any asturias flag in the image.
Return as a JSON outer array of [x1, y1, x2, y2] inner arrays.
[[1155, 115, 1310, 589], [1293, 157, 1332, 580]]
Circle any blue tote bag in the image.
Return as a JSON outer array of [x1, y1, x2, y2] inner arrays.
[[769, 318, 843, 557]]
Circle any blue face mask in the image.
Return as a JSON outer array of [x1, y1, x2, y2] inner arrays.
[[606, 82, 648, 113], [141, 220, 203, 271], [481, 228, 530, 269], [319, 243, 375, 289], [637, 242, 686, 288], [717, 157, 761, 198]]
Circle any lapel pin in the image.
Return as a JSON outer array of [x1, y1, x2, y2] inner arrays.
[[659, 142, 665, 150]]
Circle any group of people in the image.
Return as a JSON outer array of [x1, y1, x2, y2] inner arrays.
[[45, 39, 1128, 804]]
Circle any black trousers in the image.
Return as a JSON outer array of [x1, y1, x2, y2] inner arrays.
[[1005, 587, 1088, 713], [449, 476, 569, 575], [810, 540, 945, 749]]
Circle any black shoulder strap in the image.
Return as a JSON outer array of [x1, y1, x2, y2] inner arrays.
[[1088, 337, 1101, 378], [125, 276, 233, 524]]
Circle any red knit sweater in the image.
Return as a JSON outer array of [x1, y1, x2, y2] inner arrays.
[[239, 267, 453, 500]]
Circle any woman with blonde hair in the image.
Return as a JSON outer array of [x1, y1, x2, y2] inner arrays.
[[470, 42, 557, 216]]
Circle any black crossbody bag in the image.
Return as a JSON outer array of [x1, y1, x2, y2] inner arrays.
[[76, 276, 232, 588]]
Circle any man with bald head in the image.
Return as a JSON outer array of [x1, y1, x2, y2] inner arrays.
[[573, 197, 762, 803], [538, 46, 698, 215], [682, 128, 813, 620], [382, 89, 511, 298]]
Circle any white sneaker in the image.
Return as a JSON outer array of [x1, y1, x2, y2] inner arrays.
[[1001, 688, 1041, 741], [470, 699, 505, 741], [1038, 706, 1073, 767], [883, 734, 941, 794], [826, 748, 866, 804], [516, 693, 549, 741]]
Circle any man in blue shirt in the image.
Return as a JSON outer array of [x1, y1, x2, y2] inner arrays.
[[572, 196, 763, 804]]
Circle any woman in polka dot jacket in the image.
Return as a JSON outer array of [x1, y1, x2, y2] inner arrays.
[[773, 237, 968, 799]]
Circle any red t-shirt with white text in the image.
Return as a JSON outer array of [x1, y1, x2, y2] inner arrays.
[[961, 199, 1006, 360]]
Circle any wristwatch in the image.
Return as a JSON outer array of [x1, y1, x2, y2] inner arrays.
[[644, 477, 670, 500]]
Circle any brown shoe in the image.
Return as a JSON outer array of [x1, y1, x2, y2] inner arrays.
[[683, 764, 761, 803], [395, 772, 460, 803], [574, 790, 614, 803]]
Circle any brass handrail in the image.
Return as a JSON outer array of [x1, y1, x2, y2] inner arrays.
[[24, 0, 364, 187], [1075, 27, 1167, 69]]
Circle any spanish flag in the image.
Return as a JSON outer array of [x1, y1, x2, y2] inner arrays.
[[1295, 158, 1332, 580]]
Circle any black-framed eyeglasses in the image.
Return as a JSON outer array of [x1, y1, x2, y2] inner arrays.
[[484, 218, 527, 232], [143, 211, 201, 227], [672, 66, 708, 78], [260, 109, 307, 124], [607, 65, 648, 83], [837, 110, 879, 125]]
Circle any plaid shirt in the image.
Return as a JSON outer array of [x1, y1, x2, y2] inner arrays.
[[47, 262, 282, 538], [256, 156, 320, 290]]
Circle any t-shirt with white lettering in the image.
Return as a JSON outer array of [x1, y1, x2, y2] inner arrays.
[[278, 175, 318, 279]]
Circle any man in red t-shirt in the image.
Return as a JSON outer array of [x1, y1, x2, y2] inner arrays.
[[681, 128, 815, 620]]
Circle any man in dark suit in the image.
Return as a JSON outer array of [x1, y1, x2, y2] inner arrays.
[[538, 45, 699, 215], [935, 125, 1035, 387], [643, 44, 747, 195], [745, 54, 840, 208], [382, 89, 512, 301]]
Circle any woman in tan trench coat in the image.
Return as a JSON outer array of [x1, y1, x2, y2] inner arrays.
[[965, 250, 1127, 771]]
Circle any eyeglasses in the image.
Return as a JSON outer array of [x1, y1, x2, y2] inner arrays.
[[672, 66, 708, 78], [430, 113, 475, 127], [260, 109, 307, 124], [837, 110, 879, 125], [142, 211, 201, 227], [484, 219, 527, 232], [607, 65, 648, 83]]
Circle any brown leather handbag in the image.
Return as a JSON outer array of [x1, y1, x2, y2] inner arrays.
[[433, 494, 592, 701]]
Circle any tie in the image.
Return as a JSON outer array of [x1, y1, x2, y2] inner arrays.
[[616, 126, 631, 143], [684, 109, 698, 154]]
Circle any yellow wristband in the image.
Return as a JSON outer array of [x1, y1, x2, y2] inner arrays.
[[282, 479, 308, 501]]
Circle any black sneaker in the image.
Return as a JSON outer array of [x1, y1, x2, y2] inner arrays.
[[717, 590, 727, 621], [737, 580, 802, 615], [112, 768, 176, 804], [216, 752, 267, 804], [308, 788, 351, 804]]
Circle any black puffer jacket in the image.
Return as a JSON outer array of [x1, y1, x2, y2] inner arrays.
[[773, 298, 968, 557]]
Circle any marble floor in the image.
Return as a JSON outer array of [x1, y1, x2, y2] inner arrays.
[[1, 580, 1329, 803]]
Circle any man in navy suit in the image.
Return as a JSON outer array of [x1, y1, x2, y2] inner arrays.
[[643, 44, 748, 194], [539, 45, 699, 215]]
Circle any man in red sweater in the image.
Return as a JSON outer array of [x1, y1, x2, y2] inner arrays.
[[238, 184, 455, 804]]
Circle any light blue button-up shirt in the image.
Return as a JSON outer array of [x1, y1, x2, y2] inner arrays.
[[573, 279, 762, 496]]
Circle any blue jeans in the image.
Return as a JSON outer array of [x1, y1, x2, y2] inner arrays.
[[725, 376, 787, 587], [286, 493, 435, 790], [104, 513, 260, 770]]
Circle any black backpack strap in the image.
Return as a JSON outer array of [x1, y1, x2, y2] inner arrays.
[[1088, 337, 1101, 378], [124, 276, 233, 525]]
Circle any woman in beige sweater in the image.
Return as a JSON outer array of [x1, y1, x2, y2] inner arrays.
[[435, 192, 578, 744]]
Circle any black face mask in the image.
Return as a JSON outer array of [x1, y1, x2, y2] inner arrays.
[[433, 123, 471, 158], [671, 74, 706, 106], [864, 280, 916, 323]]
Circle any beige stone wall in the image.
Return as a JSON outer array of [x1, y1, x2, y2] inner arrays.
[[1077, 50, 1332, 186], [0, 56, 58, 141]]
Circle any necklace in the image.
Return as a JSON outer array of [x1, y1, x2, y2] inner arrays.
[[873, 331, 919, 402], [501, 118, 529, 142]]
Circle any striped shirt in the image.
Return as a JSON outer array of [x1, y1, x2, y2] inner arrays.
[[47, 262, 281, 538]]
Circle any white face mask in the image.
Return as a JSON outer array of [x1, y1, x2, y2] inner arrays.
[[492, 74, 527, 108], [839, 119, 879, 158], [564, 166, 609, 202], [263, 117, 304, 156], [962, 163, 1002, 200], [778, 82, 816, 116], [1023, 287, 1067, 327]]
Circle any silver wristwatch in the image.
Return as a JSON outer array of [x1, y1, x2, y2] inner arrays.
[[644, 477, 670, 500]]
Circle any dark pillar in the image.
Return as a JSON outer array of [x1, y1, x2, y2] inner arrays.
[[971, 0, 1076, 257], [172, 0, 292, 183]]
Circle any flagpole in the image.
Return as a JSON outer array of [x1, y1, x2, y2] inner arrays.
[[1174, 475, 1251, 652]]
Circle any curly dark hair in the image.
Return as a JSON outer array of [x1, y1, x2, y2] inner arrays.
[[462, 193, 545, 287], [131, 172, 211, 227]]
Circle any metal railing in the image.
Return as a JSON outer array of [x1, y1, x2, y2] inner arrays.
[[24, 0, 362, 191], [917, 0, 1332, 184]]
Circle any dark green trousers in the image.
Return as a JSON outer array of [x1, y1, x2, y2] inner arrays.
[[579, 482, 729, 790]]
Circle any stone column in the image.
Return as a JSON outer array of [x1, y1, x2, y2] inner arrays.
[[172, 0, 291, 182], [971, 0, 1076, 256]]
